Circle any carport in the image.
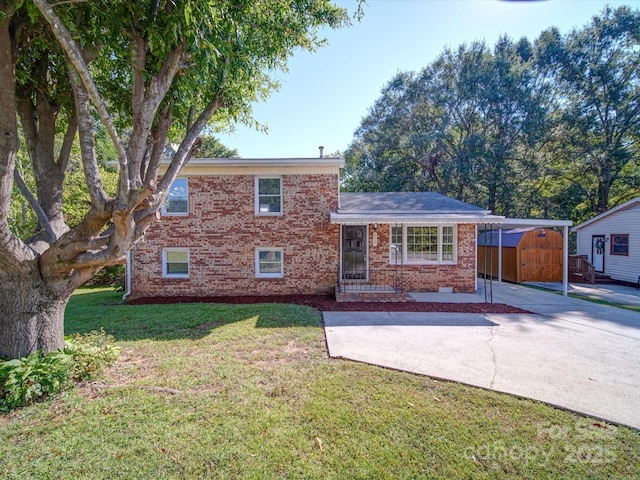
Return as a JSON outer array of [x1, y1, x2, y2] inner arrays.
[[478, 218, 573, 297]]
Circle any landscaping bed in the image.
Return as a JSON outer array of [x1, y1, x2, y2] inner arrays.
[[128, 294, 529, 313]]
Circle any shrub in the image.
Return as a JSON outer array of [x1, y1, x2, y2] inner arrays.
[[64, 329, 120, 381], [84, 265, 125, 289], [0, 330, 120, 412]]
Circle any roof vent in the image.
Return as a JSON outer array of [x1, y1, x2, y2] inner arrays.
[[319, 146, 324, 158]]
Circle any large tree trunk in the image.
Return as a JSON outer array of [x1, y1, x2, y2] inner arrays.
[[0, 270, 69, 359]]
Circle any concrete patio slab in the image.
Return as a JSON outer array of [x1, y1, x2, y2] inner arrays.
[[324, 283, 640, 430]]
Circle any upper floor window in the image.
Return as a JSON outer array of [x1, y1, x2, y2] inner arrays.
[[610, 234, 629, 256], [162, 178, 188, 215], [389, 225, 457, 265], [255, 177, 282, 215]]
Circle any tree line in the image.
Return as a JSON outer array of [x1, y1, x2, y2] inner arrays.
[[343, 6, 640, 223]]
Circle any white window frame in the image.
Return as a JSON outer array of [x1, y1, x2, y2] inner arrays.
[[162, 248, 190, 278], [389, 225, 458, 265], [162, 178, 189, 216], [255, 247, 284, 278], [255, 176, 283, 215]]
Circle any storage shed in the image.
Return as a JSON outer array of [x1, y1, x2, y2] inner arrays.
[[477, 227, 564, 283]]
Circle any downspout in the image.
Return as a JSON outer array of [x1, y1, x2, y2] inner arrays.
[[563, 225, 569, 297], [122, 250, 132, 301], [498, 227, 503, 284], [474, 224, 478, 293]]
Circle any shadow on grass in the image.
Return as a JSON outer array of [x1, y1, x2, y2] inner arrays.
[[64, 288, 323, 342]]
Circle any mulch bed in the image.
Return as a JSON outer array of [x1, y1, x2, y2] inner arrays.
[[128, 294, 529, 314]]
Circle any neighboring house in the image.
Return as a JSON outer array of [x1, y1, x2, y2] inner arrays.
[[126, 157, 504, 300], [572, 197, 640, 285]]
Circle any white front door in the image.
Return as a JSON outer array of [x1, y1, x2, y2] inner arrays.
[[592, 235, 605, 273]]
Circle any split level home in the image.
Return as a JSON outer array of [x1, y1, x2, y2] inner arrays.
[[124, 156, 508, 301], [572, 197, 640, 286]]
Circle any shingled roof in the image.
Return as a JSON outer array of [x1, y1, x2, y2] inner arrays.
[[331, 192, 504, 225], [339, 192, 487, 214]]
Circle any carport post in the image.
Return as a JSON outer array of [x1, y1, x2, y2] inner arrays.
[[498, 228, 503, 284], [563, 225, 569, 297]]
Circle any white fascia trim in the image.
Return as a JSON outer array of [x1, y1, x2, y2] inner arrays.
[[501, 218, 573, 229], [182, 157, 344, 168]]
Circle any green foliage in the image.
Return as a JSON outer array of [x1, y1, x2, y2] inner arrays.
[[0, 350, 70, 411], [345, 6, 640, 221], [197, 135, 239, 158], [0, 330, 119, 412], [63, 329, 121, 381], [84, 264, 125, 288]]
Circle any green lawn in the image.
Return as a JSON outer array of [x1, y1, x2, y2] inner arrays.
[[1, 288, 638, 479]]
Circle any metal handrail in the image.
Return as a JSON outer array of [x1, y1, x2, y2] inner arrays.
[[337, 266, 403, 293]]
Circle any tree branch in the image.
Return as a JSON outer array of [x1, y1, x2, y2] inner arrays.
[[157, 97, 223, 196], [13, 167, 56, 242], [57, 105, 77, 172], [69, 65, 109, 210], [32, 0, 130, 196], [143, 103, 172, 186]]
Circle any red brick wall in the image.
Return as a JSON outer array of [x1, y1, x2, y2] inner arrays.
[[129, 174, 340, 299], [367, 224, 477, 293]]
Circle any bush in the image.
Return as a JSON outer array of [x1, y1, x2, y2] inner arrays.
[[84, 264, 125, 289], [64, 329, 121, 381], [0, 330, 120, 412]]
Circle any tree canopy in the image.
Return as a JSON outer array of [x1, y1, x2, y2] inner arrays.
[[344, 5, 640, 222], [0, 0, 353, 359]]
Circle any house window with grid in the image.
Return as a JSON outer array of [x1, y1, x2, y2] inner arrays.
[[610, 234, 629, 256], [390, 226, 403, 265], [162, 178, 188, 215], [389, 225, 457, 265], [255, 177, 282, 215], [255, 248, 284, 278], [163, 248, 189, 278]]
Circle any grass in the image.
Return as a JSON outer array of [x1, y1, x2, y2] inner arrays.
[[1, 287, 638, 479], [522, 283, 640, 312]]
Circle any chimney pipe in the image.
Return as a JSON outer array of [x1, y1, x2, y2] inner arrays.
[[319, 146, 324, 158]]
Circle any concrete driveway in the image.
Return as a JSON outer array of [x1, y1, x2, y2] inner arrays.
[[323, 283, 640, 430]]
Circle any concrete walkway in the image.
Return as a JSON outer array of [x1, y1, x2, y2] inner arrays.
[[323, 283, 640, 430], [524, 281, 640, 307]]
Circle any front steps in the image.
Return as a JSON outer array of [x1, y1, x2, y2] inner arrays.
[[335, 285, 415, 302]]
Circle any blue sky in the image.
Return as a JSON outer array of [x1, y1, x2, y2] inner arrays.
[[217, 0, 634, 159]]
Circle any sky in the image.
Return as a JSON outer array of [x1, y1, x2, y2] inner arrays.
[[217, 0, 635, 159]]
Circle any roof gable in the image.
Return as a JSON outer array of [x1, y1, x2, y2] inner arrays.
[[572, 197, 640, 231]]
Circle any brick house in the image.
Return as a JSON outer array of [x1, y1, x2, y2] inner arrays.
[[125, 156, 504, 300]]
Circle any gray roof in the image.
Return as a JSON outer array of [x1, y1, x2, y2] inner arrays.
[[339, 192, 487, 214]]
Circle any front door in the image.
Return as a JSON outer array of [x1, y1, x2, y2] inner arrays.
[[342, 225, 367, 280], [592, 235, 605, 273]]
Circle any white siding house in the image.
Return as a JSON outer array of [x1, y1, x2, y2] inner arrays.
[[572, 197, 640, 285]]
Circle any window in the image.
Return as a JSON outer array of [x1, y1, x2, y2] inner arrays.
[[389, 225, 457, 264], [255, 248, 284, 278], [390, 226, 403, 265], [162, 178, 188, 215], [610, 234, 629, 256], [407, 226, 439, 262], [163, 248, 189, 278], [255, 177, 282, 215]]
